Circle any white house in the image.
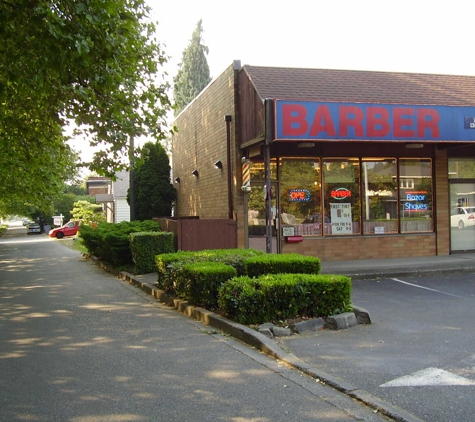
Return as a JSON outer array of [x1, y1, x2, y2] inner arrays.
[[112, 170, 130, 223]]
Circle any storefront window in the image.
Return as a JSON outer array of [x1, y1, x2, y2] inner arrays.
[[448, 158, 475, 179], [250, 159, 277, 181], [249, 157, 433, 238], [399, 159, 433, 233], [323, 159, 360, 235], [362, 159, 397, 234], [280, 159, 322, 235]]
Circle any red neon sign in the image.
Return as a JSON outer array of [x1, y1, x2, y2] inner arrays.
[[331, 188, 351, 200]]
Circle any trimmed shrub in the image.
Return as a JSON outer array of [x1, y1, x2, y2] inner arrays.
[[218, 273, 352, 325], [130, 231, 174, 274], [155, 248, 263, 293], [177, 262, 237, 309], [156, 251, 198, 290], [80, 220, 161, 267], [244, 253, 321, 277]]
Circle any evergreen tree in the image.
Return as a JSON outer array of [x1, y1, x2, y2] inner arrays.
[[173, 20, 212, 115], [131, 142, 176, 220]]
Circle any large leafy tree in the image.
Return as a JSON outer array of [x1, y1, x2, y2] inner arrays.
[[0, 0, 172, 215], [131, 141, 176, 220], [173, 19, 211, 116]]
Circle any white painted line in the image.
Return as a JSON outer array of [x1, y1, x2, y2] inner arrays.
[[390, 278, 464, 298], [381, 367, 475, 387]]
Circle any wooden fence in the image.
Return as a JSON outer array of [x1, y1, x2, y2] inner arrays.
[[154, 218, 237, 251]]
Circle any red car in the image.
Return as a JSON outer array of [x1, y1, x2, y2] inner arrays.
[[48, 220, 81, 239]]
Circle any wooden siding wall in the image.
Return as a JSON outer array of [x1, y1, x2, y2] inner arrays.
[[237, 68, 266, 146]]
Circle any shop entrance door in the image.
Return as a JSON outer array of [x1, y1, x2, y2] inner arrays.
[[450, 182, 475, 251], [247, 183, 280, 253]]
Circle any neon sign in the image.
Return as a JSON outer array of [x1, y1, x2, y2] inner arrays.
[[404, 191, 428, 212], [331, 188, 351, 200], [289, 189, 311, 202]]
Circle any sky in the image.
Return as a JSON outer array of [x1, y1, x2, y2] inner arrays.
[[150, 0, 475, 80], [71, 0, 475, 165]]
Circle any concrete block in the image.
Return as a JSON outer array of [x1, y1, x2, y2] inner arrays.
[[271, 326, 292, 337], [258, 328, 274, 339], [325, 312, 358, 330], [258, 322, 276, 330], [292, 318, 325, 333], [352, 305, 372, 324]]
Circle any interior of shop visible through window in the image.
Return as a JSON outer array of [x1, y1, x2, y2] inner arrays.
[[248, 157, 433, 236]]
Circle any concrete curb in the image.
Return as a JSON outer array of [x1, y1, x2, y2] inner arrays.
[[115, 268, 424, 422]]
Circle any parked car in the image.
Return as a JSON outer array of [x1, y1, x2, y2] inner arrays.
[[48, 220, 81, 239], [27, 222, 41, 235], [22, 218, 30, 226], [451, 207, 475, 229]]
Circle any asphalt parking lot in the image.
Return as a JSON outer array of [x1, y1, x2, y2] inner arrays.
[[276, 273, 475, 422]]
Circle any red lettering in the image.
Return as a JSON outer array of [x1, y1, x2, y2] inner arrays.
[[309, 105, 336, 136], [331, 190, 351, 198], [339, 106, 364, 137], [393, 108, 415, 138], [366, 107, 390, 137], [417, 108, 440, 138], [282, 104, 308, 136]]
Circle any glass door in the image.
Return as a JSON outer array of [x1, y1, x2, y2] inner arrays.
[[450, 182, 475, 251], [247, 182, 279, 253]]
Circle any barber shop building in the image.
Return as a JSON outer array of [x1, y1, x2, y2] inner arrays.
[[171, 61, 475, 261]]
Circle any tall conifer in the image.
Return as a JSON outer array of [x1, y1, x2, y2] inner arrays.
[[173, 20, 212, 115]]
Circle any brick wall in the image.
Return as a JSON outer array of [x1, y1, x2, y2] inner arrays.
[[282, 234, 436, 261], [173, 64, 240, 221], [434, 149, 450, 255]]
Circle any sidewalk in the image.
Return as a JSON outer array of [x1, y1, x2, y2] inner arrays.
[[119, 254, 475, 422], [320, 252, 475, 280]]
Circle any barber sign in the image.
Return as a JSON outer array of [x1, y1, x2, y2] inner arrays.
[[275, 100, 475, 143]]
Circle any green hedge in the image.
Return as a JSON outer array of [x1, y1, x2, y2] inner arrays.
[[218, 274, 352, 325], [130, 231, 174, 274], [177, 262, 237, 309], [80, 220, 161, 267], [155, 248, 263, 293], [244, 253, 321, 277]]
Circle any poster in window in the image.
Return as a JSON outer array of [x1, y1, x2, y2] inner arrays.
[[330, 203, 352, 234]]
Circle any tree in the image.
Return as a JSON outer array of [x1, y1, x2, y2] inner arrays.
[[131, 141, 176, 220], [72, 200, 105, 224], [0, 0, 172, 215], [173, 19, 212, 116]]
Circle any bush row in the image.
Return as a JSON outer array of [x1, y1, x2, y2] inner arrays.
[[218, 274, 351, 325], [156, 248, 264, 297], [80, 220, 170, 269], [154, 250, 348, 324]]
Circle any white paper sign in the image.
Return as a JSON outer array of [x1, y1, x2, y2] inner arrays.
[[330, 203, 352, 234], [282, 226, 295, 237]]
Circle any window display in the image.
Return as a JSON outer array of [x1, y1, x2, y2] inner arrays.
[[362, 159, 397, 234], [250, 157, 433, 236], [399, 159, 432, 233]]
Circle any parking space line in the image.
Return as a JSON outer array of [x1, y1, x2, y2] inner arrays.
[[390, 278, 464, 298]]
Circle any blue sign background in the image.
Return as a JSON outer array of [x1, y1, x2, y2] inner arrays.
[[275, 100, 475, 142]]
